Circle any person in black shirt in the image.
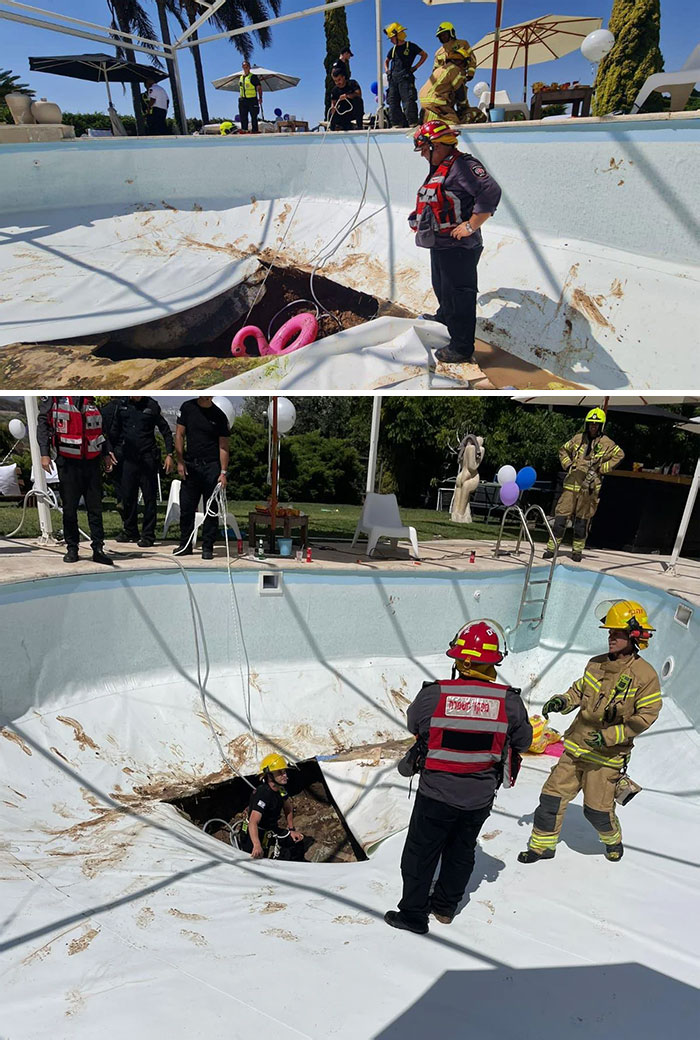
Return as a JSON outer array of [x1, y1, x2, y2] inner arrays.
[[336, 47, 353, 79], [329, 67, 363, 130], [173, 398, 230, 560], [108, 397, 174, 547], [384, 23, 427, 127], [238, 754, 306, 861], [238, 61, 263, 133]]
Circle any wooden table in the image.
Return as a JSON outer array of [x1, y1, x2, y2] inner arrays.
[[248, 511, 309, 549], [275, 120, 309, 133], [530, 86, 593, 120]]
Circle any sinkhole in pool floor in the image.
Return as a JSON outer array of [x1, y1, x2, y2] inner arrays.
[[167, 757, 367, 863]]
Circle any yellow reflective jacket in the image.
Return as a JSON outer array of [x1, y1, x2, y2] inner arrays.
[[558, 652, 662, 768], [560, 432, 623, 495], [434, 39, 476, 80], [240, 74, 258, 99]]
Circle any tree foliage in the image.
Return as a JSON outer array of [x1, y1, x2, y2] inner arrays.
[[0, 68, 35, 124], [593, 0, 664, 115], [323, 1, 350, 116]]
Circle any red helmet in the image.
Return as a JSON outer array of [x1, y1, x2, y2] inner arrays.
[[447, 619, 507, 665], [413, 120, 459, 151]]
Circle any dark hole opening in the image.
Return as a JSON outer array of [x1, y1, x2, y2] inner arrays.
[[167, 757, 367, 863]]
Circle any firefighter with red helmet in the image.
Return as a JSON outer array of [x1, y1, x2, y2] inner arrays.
[[37, 396, 117, 566], [518, 600, 662, 865], [385, 620, 532, 934], [409, 120, 501, 364]]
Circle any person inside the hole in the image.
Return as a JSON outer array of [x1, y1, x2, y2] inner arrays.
[[238, 754, 307, 861], [385, 619, 531, 934]]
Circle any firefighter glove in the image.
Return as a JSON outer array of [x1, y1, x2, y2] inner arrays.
[[542, 696, 567, 719], [585, 731, 604, 749]]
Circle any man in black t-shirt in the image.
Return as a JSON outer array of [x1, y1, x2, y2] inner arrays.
[[109, 396, 174, 547], [384, 23, 427, 128], [238, 754, 306, 861], [329, 67, 363, 131], [173, 397, 230, 559]]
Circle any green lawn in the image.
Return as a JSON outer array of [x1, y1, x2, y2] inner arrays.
[[0, 498, 544, 543]]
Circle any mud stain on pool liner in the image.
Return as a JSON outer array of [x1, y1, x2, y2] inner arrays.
[[1, 728, 33, 755], [68, 928, 100, 956], [56, 716, 99, 752]]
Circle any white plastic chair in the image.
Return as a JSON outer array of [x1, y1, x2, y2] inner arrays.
[[162, 479, 241, 544], [0, 463, 21, 497], [632, 44, 700, 114], [477, 90, 530, 120], [351, 493, 420, 559]]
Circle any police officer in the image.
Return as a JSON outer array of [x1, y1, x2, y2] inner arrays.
[[238, 754, 306, 861], [108, 396, 174, 548], [238, 61, 263, 133], [384, 22, 428, 128], [385, 620, 531, 934], [544, 408, 624, 562], [173, 397, 230, 560], [37, 396, 117, 566], [519, 600, 661, 864], [409, 120, 501, 364]]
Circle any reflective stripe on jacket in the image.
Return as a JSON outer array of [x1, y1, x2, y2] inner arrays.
[[560, 433, 624, 495], [409, 153, 473, 245], [425, 678, 509, 775], [50, 397, 103, 460]]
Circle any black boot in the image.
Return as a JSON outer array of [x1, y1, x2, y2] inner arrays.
[[115, 531, 137, 543], [604, 842, 624, 862], [173, 544, 193, 556], [383, 911, 428, 935], [63, 547, 79, 563], [138, 538, 154, 548], [420, 313, 446, 324], [201, 548, 214, 561], [571, 551, 583, 562], [517, 848, 555, 864], [542, 549, 555, 560], [435, 344, 474, 364], [92, 549, 114, 566]]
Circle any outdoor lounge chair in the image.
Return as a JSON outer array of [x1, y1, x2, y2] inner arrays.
[[477, 90, 530, 120], [351, 492, 420, 559], [162, 479, 241, 546], [631, 43, 700, 114]]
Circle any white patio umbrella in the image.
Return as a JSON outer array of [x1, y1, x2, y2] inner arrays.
[[512, 395, 693, 408], [471, 14, 603, 101], [212, 66, 300, 118]]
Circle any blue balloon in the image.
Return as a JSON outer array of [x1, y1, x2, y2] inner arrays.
[[516, 466, 537, 490], [283, 113, 290, 120], [370, 81, 378, 95], [274, 107, 282, 117]]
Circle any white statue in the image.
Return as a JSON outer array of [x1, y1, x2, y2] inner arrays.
[[450, 434, 485, 524]]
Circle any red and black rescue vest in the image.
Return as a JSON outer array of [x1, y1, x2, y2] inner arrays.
[[50, 397, 103, 460], [409, 153, 472, 237], [425, 678, 510, 776]]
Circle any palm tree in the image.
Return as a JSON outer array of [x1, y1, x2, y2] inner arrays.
[[165, 0, 282, 123], [0, 69, 35, 123], [107, 1, 162, 134]]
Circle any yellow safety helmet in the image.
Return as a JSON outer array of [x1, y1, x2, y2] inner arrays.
[[585, 407, 606, 425], [436, 21, 457, 39], [384, 22, 407, 38], [452, 46, 472, 62], [597, 600, 654, 649], [220, 120, 235, 136], [260, 753, 289, 774]]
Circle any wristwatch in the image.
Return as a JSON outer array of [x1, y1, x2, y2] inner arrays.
[[464, 221, 474, 234]]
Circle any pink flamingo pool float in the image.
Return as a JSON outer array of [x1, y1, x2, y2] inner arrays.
[[232, 312, 318, 357]]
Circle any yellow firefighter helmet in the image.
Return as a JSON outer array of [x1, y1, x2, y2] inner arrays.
[[384, 22, 407, 38], [260, 753, 289, 774], [436, 22, 457, 39], [597, 600, 654, 649], [585, 407, 606, 425]]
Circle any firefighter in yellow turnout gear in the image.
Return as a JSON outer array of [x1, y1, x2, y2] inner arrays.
[[419, 22, 478, 125], [544, 408, 624, 562], [519, 601, 662, 864]]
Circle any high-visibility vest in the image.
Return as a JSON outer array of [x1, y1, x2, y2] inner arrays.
[[425, 678, 510, 775], [50, 397, 103, 460], [239, 74, 258, 99], [409, 153, 473, 238]]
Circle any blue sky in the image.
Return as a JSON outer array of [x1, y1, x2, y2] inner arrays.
[[2, 1, 690, 125]]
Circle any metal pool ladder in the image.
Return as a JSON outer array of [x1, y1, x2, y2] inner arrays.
[[494, 505, 558, 628]]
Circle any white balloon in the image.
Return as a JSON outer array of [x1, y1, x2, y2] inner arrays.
[[472, 81, 489, 98], [268, 397, 297, 435], [212, 396, 235, 430], [581, 29, 615, 63], [496, 465, 517, 486], [8, 418, 27, 439]]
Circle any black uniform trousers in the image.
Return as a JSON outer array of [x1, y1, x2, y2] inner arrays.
[[387, 73, 418, 127], [238, 829, 306, 862], [146, 107, 167, 135], [430, 245, 483, 357], [239, 97, 260, 133], [56, 457, 105, 552], [120, 452, 159, 541], [398, 792, 492, 928], [178, 459, 220, 551]]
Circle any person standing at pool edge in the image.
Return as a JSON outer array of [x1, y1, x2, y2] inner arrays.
[[173, 397, 229, 560], [519, 600, 662, 864], [385, 620, 531, 934], [409, 120, 501, 364], [239, 62, 263, 133]]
